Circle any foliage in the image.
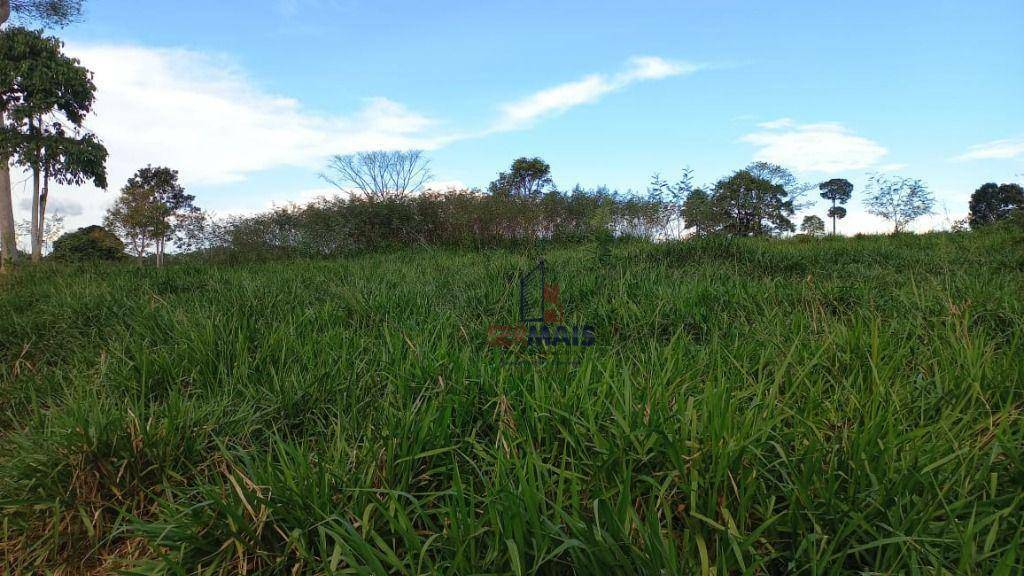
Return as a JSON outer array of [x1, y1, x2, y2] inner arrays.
[[1, 231, 1022, 573], [0, 27, 96, 128], [827, 204, 847, 221], [49, 224, 123, 261], [968, 182, 1024, 229], [680, 187, 716, 236], [321, 150, 432, 202], [800, 214, 826, 237], [706, 165, 797, 236], [103, 166, 197, 265], [864, 173, 935, 233], [488, 157, 555, 198], [818, 178, 853, 203]]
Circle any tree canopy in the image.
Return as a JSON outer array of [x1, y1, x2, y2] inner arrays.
[[707, 165, 797, 237], [488, 157, 555, 198], [968, 182, 1023, 229]]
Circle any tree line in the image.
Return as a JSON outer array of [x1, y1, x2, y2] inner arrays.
[[157, 152, 1018, 263]]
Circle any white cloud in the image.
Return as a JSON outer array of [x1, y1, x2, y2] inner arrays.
[[757, 118, 795, 129], [620, 56, 694, 81], [69, 44, 443, 187], [493, 56, 699, 131], [953, 137, 1024, 161], [740, 121, 888, 173]]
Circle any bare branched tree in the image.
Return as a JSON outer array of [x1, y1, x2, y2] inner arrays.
[[864, 173, 934, 233], [321, 150, 432, 202]]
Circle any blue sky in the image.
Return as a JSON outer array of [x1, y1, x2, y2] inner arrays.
[[15, 0, 1024, 234]]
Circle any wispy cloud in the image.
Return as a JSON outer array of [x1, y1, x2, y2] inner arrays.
[[492, 56, 700, 131], [953, 137, 1024, 161], [740, 120, 888, 173], [756, 117, 795, 130]]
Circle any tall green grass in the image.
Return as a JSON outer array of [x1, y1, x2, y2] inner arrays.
[[1, 231, 1022, 574]]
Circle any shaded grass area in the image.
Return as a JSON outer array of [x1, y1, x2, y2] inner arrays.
[[1, 232, 1023, 574]]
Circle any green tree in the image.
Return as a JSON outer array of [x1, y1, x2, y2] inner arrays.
[[818, 178, 853, 235], [708, 166, 796, 236], [864, 173, 934, 233], [800, 215, 826, 237], [681, 188, 717, 236], [0, 0, 87, 269], [104, 166, 197, 266], [488, 157, 554, 198], [0, 27, 107, 261], [968, 182, 1023, 229]]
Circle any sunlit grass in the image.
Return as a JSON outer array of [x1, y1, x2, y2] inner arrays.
[[1, 231, 1022, 574]]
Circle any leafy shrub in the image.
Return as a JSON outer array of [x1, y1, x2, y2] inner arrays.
[[51, 225, 125, 262]]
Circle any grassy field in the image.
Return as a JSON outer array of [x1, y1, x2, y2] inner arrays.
[[1, 232, 1023, 574]]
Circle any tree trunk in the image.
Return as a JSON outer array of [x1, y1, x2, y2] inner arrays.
[[29, 117, 42, 262], [0, 109, 16, 270], [35, 165, 49, 259], [31, 166, 40, 262], [831, 197, 836, 235], [0, 2, 13, 270]]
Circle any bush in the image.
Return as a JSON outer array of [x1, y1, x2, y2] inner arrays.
[[215, 188, 671, 260], [51, 226, 125, 262]]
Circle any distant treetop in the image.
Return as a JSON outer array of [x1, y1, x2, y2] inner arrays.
[[2, 0, 84, 27]]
